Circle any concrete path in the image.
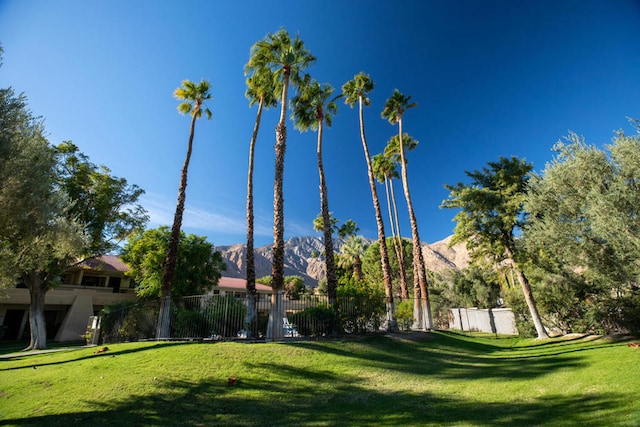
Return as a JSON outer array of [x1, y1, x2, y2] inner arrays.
[[0, 345, 92, 360]]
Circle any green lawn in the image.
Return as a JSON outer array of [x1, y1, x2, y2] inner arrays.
[[1, 331, 639, 426]]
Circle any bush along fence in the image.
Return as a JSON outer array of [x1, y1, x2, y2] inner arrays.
[[98, 293, 408, 344]]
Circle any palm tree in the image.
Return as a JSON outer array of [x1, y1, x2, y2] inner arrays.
[[243, 68, 279, 336], [158, 79, 212, 339], [342, 72, 396, 331], [246, 29, 315, 340], [372, 153, 409, 300], [339, 235, 367, 280], [291, 79, 339, 304], [382, 90, 432, 330]]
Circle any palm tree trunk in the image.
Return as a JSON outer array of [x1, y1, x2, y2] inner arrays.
[[268, 71, 289, 341], [504, 246, 549, 339], [24, 270, 47, 350], [397, 120, 432, 330], [353, 255, 363, 280], [158, 110, 197, 339], [245, 98, 264, 337], [359, 96, 396, 331], [317, 120, 337, 305], [388, 178, 409, 300]]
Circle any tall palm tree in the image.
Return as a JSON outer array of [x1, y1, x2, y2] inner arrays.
[[382, 90, 432, 330], [372, 153, 409, 300], [246, 29, 315, 340], [158, 79, 212, 339], [243, 68, 279, 336], [291, 79, 339, 304], [342, 72, 396, 331]]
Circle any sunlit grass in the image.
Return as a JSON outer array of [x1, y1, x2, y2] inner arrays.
[[1, 332, 639, 426]]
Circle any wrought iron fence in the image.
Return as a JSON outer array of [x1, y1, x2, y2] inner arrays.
[[99, 293, 402, 343]]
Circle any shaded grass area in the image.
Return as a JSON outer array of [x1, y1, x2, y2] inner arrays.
[[1, 332, 639, 426]]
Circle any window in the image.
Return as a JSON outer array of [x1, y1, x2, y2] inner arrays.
[[81, 275, 106, 287]]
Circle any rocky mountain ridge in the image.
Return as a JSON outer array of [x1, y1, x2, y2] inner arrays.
[[216, 235, 470, 287]]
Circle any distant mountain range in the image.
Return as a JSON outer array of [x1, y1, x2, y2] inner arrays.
[[216, 235, 470, 287]]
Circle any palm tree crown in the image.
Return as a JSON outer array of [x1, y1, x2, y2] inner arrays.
[[291, 79, 338, 131], [246, 29, 316, 112], [384, 133, 419, 163], [381, 89, 416, 124], [372, 153, 400, 184], [245, 68, 279, 109], [174, 79, 213, 120], [342, 72, 374, 108]]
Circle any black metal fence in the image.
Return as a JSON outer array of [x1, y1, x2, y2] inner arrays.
[[98, 293, 406, 344]]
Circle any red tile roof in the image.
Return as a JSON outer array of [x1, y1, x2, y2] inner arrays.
[[218, 277, 272, 293], [73, 255, 129, 272]]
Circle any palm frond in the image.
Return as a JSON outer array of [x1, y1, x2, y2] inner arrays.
[[177, 102, 192, 115], [174, 88, 187, 100]]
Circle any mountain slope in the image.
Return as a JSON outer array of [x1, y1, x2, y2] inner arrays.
[[216, 235, 469, 287]]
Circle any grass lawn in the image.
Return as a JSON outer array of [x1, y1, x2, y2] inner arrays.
[[1, 331, 639, 426]]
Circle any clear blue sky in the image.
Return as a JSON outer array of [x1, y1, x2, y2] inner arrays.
[[1, 1, 639, 248]]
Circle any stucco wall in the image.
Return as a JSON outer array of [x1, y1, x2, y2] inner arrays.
[[449, 307, 518, 335]]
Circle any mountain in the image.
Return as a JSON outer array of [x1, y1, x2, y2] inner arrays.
[[216, 235, 470, 287]]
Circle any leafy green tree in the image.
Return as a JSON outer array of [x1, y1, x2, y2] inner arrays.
[[442, 156, 549, 338], [445, 266, 502, 309], [256, 275, 272, 286], [159, 79, 212, 339], [291, 79, 339, 303], [0, 88, 147, 349], [246, 28, 315, 340], [0, 88, 85, 350], [525, 127, 640, 333], [284, 275, 306, 299], [244, 67, 279, 335], [372, 153, 409, 299], [121, 226, 225, 299], [55, 141, 148, 254], [382, 90, 432, 330], [342, 73, 396, 330]]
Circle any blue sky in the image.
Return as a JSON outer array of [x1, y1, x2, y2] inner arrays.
[[1, 1, 639, 249]]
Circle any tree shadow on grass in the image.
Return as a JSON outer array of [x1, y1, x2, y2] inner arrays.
[[0, 368, 631, 426], [0, 342, 187, 372], [287, 332, 590, 382]]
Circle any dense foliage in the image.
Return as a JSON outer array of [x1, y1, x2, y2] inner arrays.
[[524, 126, 640, 334], [121, 226, 226, 299]]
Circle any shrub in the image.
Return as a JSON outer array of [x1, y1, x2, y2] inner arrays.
[[395, 300, 415, 331], [101, 302, 157, 343], [289, 306, 340, 336]]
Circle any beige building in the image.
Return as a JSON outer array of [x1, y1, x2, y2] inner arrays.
[[0, 255, 137, 342], [0, 257, 275, 342]]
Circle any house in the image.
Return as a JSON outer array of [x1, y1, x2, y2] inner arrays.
[[0, 257, 275, 342]]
